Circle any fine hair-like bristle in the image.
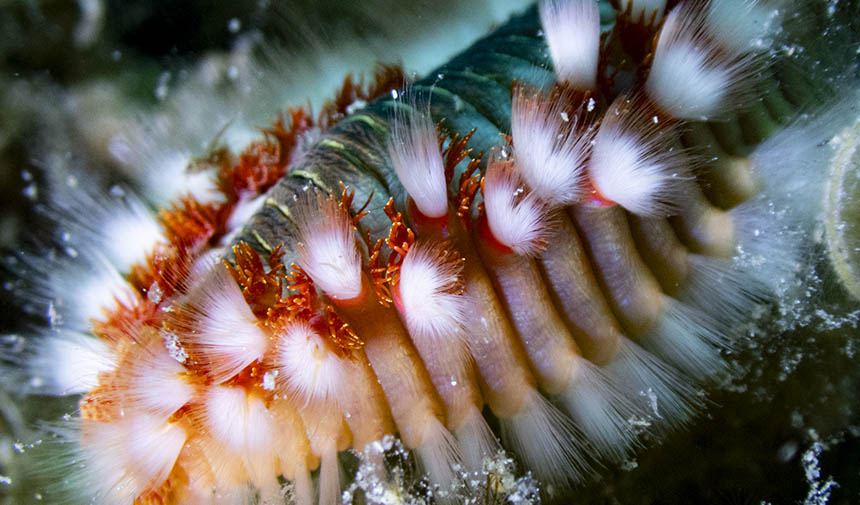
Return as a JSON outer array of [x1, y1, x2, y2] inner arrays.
[[498, 388, 593, 493], [81, 415, 188, 505], [275, 320, 351, 408], [511, 84, 593, 205], [396, 239, 466, 344], [539, 0, 601, 90], [559, 356, 643, 462], [293, 193, 364, 301], [454, 405, 501, 473], [604, 338, 702, 430], [680, 253, 770, 326], [645, 2, 756, 120], [114, 339, 195, 420], [587, 95, 690, 216], [482, 154, 554, 255], [387, 98, 449, 219], [199, 385, 281, 491], [414, 417, 463, 492], [638, 295, 732, 381], [171, 264, 269, 383], [25, 331, 115, 396]]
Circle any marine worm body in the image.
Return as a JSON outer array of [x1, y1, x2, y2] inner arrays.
[[2, 0, 858, 504]]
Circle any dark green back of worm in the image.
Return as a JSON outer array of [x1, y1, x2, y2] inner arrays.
[[228, 0, 822, 270], [229, 4, 621, 260]]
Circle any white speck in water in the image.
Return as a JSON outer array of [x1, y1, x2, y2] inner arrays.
[[155, 72, 171, 101], [390, 89, 398, 100], [23, 184, 37, 200], [147, 282, 163, 304], [346, 99, 367, 115], [228, 18, 241, 33], [262, 370, 278, 391], [587, 98, 596, 112], [560, 111, 569, 122], [0, 476, 11, 485], [163, 331, 189, 364], [778, 441, 799, 462], [641, 388, 662, 419]]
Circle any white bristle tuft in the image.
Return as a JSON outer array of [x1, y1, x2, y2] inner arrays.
[[275, 320, 350, 407], [123, 344, 195, 419], [31, 332, 115, 395], [224, 193, 268, 242], [397, 240, 466, 343], [83, 415, 187, 505], [617, 0, 666, 20], [387, 101, 449, 219], [202, 385, 280, 489], [42, 252, 141, 332], [294, 194, 363, 301], [706, 0, 782, 54], [108, 129, 224, 206], [454, 405, 501, 473], [483, 156, 553, 255], [99, 198, 166, 270], [604, 338, 701, 429], [498, 388, 593, 492], [639, 296, 731, 381], [318, 443, 342, 505], [46, 179, 165, 272], [242, 395, 281, 492], [559, 356, 642, 462], [511, 85, 592, 205], [203, 385, 253, 453], [728, 198, 805, 298], [121, 416, 188, 493], [539, 0, 601, 90], [588, 95, 689, 216], [178, 264, 269, 383], [415, 417, 463, 491], [645, 3, 754, 120], [681, 253, 770, 326]]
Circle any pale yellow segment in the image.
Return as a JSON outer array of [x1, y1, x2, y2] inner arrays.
[[570, 205, 663, 338], [538, 216, 623, 367], [628, 215, 690, 296], [335, 275, 446, 450], [415, 213, 536, 419], [476, 239, 579, 395]]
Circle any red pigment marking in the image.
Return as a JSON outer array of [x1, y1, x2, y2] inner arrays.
[[582, 177, 618, 208], [392, 283, 406, 316], [329, 276, 370, 309], [477, 213, 515, 255], [409, 199, 450, 238]]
